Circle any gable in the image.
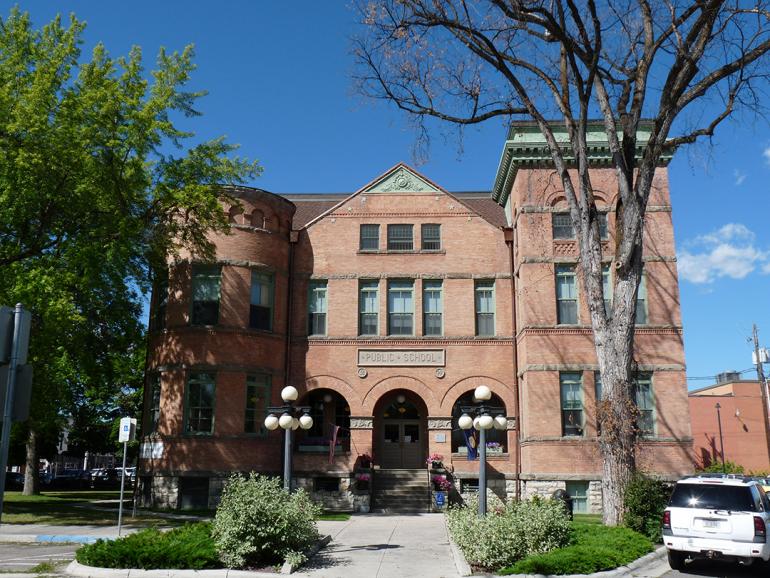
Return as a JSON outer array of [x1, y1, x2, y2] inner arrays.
[[364, 166, 440, 194]]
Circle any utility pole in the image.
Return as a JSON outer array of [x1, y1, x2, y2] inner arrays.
[[752, 324, 770, 469]]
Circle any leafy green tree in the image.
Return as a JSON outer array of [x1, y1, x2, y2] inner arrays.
[[0, 8, 260, 493]]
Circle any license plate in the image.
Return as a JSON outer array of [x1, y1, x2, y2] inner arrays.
[[703, 520, 719, 528]]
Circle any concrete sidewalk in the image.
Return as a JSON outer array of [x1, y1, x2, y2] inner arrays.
[[0, 523, 136, 544]]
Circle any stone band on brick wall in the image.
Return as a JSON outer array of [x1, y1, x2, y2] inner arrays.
[[349, 417, 374, 429]]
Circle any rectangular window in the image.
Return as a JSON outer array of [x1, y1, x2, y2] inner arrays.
[[184, 373, 215, 434], [556, 265, 578, 324], [634, 373, 655, 436], [421, 224, 441, 250], [250, 271, 274, 330], [566, 481, 589, 513], [595, 372, 602, 433], [191, 264, 221, 326], [552, 212, 574, 239], [359, 280, 379, 335], [149, 374, 161, 433], [359, 224, 380, 251], [308, 281, 327, 336], [636, 272, 648, 325], [560, 372, 584, 436], [423, 280, 443, 336], [388, 280, 414, 335], [244, 374, 271, 436], [475, 280, 495, 336], [598, 213, 608, 240], [387, 224, 413, 251], [602, 265, 612, 317], [150, 273, 168, 332]]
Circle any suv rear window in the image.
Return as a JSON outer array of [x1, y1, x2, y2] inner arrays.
[[669, 483, 757, 511]]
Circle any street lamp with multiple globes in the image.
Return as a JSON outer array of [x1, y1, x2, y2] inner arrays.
[[458, 385, 507, 517], [264, 386, 313, 491]]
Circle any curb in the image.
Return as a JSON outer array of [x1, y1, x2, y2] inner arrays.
[[67, 560, 283, 577], [0, 534, 107, 544], [444, 518, 472, 577], [280, 534, 332, 574]]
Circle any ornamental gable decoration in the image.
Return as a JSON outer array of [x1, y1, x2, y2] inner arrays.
[[364, 165, 439, 194]]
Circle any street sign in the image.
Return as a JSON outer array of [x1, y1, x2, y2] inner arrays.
[[118, 417, 137, 442], [0, 365, 33, 421]]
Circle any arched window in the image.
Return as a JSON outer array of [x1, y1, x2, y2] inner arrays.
[[251, 209, 265, 228], [296, 389, 350, 453], [451, 390, 508, 454], [228, 206, 243, 224]]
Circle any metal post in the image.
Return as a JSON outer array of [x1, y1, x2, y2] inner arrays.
[[283, 426, 292, 492], [715, 403, 725, 472], [117, 440, 128, 536], [0, 304, 23, 525], [478, 426, 487, 517]]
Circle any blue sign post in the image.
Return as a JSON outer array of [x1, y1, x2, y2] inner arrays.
[[435, 491, 446, 507]]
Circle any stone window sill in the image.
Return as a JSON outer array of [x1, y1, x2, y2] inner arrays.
[[357, 250, 446, 256]]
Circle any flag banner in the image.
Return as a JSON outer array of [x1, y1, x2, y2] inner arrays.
[[329, 424, 341, 464], [463, 428, 478, 460]]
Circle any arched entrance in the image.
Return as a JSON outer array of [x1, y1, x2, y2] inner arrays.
[[374, 390, 427, 469]]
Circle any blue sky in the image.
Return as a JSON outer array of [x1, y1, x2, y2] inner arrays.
[[14, 1, 770, 385]]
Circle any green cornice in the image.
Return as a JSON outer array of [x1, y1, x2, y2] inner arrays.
[[491, 121, 675, 206]]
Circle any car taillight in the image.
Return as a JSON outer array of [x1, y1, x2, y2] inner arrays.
[[754, 516, 766, 541], [662, 510, 671, 529]]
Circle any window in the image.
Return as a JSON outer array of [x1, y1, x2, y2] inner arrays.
[[308, 281, 327, 336], [359, 280, 379, 335], [602, 265, 611, 317], [251, 209, 264, 228], [421, 224, 441, 250], [191, 264, 221, 326], [184, 373, 215, 434], [634, 373, 655, 436], [360, 224, 379, 251], [556, 265, 578, 324], [566, 481, 589, 513], [552, 212, 574, 239], [636, 272, 648, 325], [560, 372, 584, 436], [388, 280, 414, 335], [150, 273, 168, 332], [423, 280, 443, 336], [475, 280, 495, 336], [250, 271, 273, 330], [244, 374, 271, 436], [595, 372, 603, 433], [598, 213, 608, 240], [149, 374, 161, 433], [387, 224, 413, 251]]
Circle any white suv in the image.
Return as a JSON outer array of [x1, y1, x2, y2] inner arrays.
[[663, 474, 770, 570]]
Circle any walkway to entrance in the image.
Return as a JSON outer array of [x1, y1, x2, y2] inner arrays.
[[299, 513, 460, 578]]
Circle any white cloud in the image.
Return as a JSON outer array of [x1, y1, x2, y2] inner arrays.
[[678, 223, 770, 284], [764, 146, 770, 166], [733, 169, 746, 186]]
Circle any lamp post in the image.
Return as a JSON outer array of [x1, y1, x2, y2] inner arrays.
[[715, 402, 726, 472], [458, 385, 507, 517], [264, 386, 313, 491]]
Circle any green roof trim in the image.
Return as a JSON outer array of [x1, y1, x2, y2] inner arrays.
[[491, 121, 675, 206]]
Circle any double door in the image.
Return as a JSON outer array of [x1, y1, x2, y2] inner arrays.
[[381, 420, 422, 469]]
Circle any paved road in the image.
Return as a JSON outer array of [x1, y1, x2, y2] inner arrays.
[[0, 543, 77, 572], [661, 558, 768, 577]]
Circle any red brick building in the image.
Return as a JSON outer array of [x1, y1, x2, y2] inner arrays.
[[689, 374, 770, 474], [139, 123, 693, 512]]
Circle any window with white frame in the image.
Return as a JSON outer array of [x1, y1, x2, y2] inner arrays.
[[423, 280, 443, 336], [359, 280, 379, 335], [308, 281, 327, 336], [191, 264, 221, 326], [387, 224, 413, 251], [636, 272, 648, 325], [556, 265, 578, 324], [360, 224, 380, 251], [250, 271, 273, 330], [566, 481, 589, 513], [388, 280, 414, 335], [552, 212, 574, 239], [421, 224, 441, 250], [475, 280, 495, 336], [184, 373, 215, 434], [634, 373, 655, 436], [560, 372, 584, 436]]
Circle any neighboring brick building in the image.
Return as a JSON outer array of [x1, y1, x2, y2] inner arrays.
[[139, 122, 693, 512], [689, 373, 770, 474]]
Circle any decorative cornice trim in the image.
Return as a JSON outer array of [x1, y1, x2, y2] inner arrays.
[[516, 325, 683, 339], [304, 273, 512, 280], [296, 337, 515, 346], [519, 363, 685, 373], [517, 205, 671, 214], [518, 255, 676, 265], [147, 363, 282, 375]]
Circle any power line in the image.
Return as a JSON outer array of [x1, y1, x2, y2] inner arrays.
[[686, 367, 755, 381]]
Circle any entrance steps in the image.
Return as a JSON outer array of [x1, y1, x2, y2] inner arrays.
[[373, 469, 431, 513]]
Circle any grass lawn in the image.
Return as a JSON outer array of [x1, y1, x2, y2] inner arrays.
[[2, 491, 180, 526], [318, 511, 351, 521], [499, 521, 653, 575]]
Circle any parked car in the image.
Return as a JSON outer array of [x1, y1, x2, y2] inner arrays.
[[662, 474, 770, 570], [91, 468, 120, 489], [5, 472, 24, 491], [52, 469, 91, 489]]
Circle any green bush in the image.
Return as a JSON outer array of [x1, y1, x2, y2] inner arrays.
[[501, 523, 653, 575], [623, 473, 672, 542], [76, 523, 218, 569], [446, 495, 571, 571], [698, 460, 744, 474], [212, 473, 321, 569]]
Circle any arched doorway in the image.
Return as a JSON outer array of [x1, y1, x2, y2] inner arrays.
[[375, 390, 427, 469]]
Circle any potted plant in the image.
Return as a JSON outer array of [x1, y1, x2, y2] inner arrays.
[[485, 441, 503, 453], [426, 453, 444, 470], [355, 472, 371, 491]]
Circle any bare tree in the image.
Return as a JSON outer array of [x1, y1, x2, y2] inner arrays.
[[354, 0, 770, 525]]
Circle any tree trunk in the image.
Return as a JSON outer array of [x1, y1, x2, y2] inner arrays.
[[22, 429, 39, 496]]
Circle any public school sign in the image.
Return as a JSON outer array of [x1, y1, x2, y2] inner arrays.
[[357, 349, 445, 367]]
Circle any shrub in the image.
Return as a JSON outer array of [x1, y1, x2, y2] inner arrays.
[[212, 473, 321, 569], [76, 523, 218, 569], [501, 523, 652, 575], [698, 460, 745, 474], [623, 473, 672, 542], [446, 495, 571, 571]]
